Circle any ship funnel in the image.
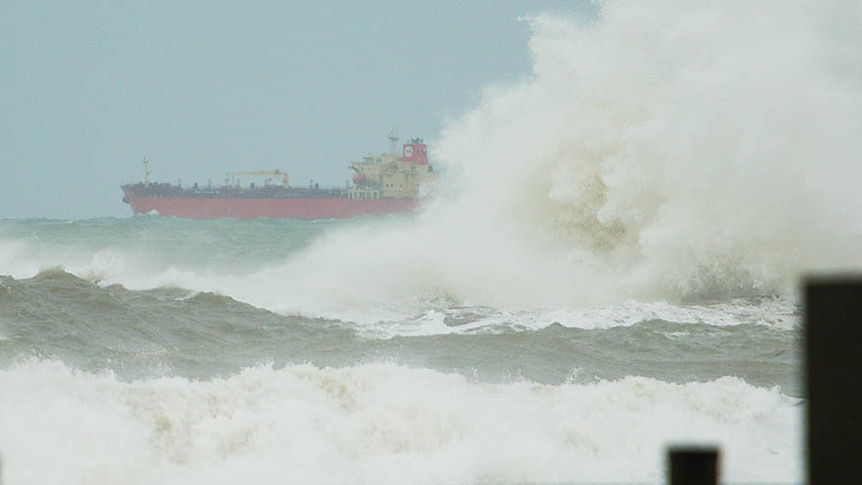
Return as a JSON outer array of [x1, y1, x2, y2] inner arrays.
[[401, 138, 428, 165]]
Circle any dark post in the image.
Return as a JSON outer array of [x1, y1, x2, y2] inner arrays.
[[806, 276, 862, 484], [668, 447, 718, 485]]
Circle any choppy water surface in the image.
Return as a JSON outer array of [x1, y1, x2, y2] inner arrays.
[[0, 216, 803, 484]]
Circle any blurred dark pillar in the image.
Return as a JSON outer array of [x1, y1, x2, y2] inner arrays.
[[668, 447, 718, 485], [806, 276, 862, 484]]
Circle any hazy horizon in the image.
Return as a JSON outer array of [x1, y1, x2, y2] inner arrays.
[[1, 1, 594, 220]]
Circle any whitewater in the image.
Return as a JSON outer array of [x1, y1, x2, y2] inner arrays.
[[3, 0, 862, 483]]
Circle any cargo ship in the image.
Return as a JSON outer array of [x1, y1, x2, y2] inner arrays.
[[121, 131, 438, 219]]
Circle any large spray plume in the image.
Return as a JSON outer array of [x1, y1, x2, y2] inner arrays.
[[419, 0, 862, 305]]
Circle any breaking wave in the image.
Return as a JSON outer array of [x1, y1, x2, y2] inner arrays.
[[0, 359, 801, 484]]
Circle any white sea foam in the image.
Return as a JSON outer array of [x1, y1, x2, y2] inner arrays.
[[0, 359, 802, 485], [363, 296, 799, 338]]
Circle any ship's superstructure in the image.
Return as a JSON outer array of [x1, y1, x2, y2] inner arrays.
[[121, 132, 437, 219], [347, 131, 435, 200]]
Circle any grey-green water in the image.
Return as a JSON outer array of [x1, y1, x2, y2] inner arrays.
[[0, 217, 804, 484]]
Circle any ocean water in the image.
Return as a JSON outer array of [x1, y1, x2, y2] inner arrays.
[[3, 0, 861, 483], [0, 217, 802, 485]]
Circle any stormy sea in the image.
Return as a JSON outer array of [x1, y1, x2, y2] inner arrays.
[[2, 1, 861, 484]]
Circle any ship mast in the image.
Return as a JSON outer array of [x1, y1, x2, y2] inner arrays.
[[388, 128, 399, 156], [142, 157, 150, 186]]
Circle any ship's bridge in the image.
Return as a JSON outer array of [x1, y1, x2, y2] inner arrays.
[[347, 133, 437, 200]]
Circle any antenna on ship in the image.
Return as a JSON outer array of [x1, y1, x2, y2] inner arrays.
[[388, 127, 399, 156], [142, 157, 150, 186]]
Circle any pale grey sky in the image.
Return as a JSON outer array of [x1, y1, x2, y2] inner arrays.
[[0, 1, 594, 219]]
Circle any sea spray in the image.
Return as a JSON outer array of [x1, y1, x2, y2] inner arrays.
[[433, 0, 862, 303]]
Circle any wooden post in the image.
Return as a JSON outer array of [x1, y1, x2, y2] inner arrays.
[[668, 447, 718, 485], [806, 276, 862, 484]]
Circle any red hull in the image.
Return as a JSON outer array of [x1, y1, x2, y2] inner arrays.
[[122, 186, 418, 219]]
